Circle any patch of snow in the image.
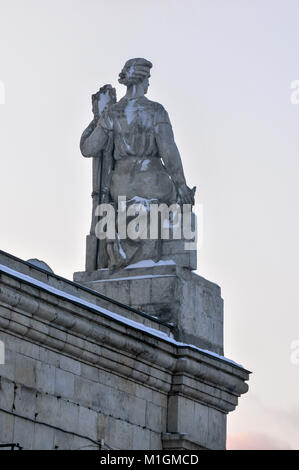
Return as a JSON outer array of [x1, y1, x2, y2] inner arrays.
[[0, 263, 243, 369], [140, 159, 150, 171], [116, 234, 126, 260], [107, 115, 113, 128], [123, 138, 131, 151], [119, 244, 126, 260], [94, 274, 176, 283], [127, 196, 157, 212], [128, 63, 136, 78], [125, 259, 176, 269], [98, 89, 111, 114]]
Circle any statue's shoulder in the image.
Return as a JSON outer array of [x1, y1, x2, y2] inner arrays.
[[145, 99, 171, 126], [106, 98, 170, 126], [142, 98, 169, 120], [143, 98, 165, 111]]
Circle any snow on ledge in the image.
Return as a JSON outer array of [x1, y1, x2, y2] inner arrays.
[[94, 274, 176, 283], [0, 263, 243, 369], [125, 259, 176, 269]]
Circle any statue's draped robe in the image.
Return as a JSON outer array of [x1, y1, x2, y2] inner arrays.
[[97, 96, 178, 269]]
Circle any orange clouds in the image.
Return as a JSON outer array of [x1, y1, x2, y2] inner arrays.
[[227, 433, 291, 450]]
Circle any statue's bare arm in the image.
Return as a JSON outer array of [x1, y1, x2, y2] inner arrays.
[[155, 123, 195, 204]]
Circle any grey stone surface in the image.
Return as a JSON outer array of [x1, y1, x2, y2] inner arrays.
[[13, 416, 34, 450], [80, 59, 196, 271], [0, 250, 171, 336], [74, 264, 224, 354], [55, 368, 75, 399], [0, 411, 14, 445], [0, 250, 250, 450], [162, 433, 206, 450], [36, 363, 56, 394], [33, 423, 55, 450]]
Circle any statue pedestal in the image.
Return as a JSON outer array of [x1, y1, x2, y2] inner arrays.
[[74, 262, 223, 355], [86, 236, 197, 271]]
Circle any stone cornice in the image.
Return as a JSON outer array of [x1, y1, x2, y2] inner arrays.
[[0, 250, 171, 332], [0, 271, 249, 413]]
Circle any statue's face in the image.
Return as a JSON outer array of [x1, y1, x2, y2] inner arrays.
[[118, 67, 128, 83]]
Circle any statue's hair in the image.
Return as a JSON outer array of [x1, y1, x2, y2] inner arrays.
[[118, 58, 152, 85]]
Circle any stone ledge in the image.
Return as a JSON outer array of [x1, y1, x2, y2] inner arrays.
[[0, 271, 249, 414], [74, 265, 224, 354], [0, 250, 171, 335], [162, 432, 206, 450], [74, 265, 220, 295]]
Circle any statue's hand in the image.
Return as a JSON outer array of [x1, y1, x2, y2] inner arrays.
[[91, 84, 116, 121], [178, 184, 196, 205], [91, 92, 100, 120]]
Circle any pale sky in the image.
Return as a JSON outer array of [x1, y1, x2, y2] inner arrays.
[[0, 0, 299, 449]]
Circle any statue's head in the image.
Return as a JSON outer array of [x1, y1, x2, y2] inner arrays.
[[119, 58, 152, 94]]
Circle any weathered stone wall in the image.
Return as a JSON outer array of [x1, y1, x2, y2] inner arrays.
[[0, 330, 165, 449], [0, 251, 249, 450]]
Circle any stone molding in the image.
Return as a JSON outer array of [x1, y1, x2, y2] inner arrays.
[[0, 271, 249, 415], [162, 432, 206, 450]]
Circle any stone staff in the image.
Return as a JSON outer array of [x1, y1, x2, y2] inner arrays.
[[80, 84, 116, 270]]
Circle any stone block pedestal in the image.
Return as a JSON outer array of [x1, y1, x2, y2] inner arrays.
[[74, 263, 223, 355]]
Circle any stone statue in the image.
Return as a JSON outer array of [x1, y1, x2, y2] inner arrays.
[[80, 58, 195, 271]]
